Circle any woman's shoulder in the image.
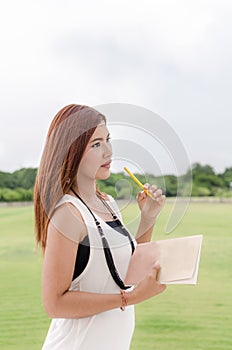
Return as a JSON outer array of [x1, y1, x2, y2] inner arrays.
[[49, 195, 87, 243], [55, 193, 78, 208], [53, 194, 87, 228]]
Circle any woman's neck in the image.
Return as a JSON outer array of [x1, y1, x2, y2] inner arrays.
[[72, 177, 97, 203], [70, 177, 112, 220]]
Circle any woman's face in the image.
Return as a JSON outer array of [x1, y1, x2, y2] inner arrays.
[[77, 123, 112, 181]]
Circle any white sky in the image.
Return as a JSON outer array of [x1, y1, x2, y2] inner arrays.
[[1, 0, 232, 174]]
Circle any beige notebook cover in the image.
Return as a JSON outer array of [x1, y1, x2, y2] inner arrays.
[[125, 235, 203, 285]]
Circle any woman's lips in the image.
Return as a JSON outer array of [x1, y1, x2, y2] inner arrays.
[[101, 161, 111, 169]]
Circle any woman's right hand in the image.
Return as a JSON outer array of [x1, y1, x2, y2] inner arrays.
[[129, 261, 166, 304]]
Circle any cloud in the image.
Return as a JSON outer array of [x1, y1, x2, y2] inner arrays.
[[0, 0, 232, 173]]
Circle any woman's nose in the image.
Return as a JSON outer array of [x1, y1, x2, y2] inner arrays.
[[103, 142, 112, 157]]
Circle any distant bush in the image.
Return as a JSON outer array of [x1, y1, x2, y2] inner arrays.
[[0, 187, 33, 202], [0, 163, 232, 201], [191, 185, 211, 197]]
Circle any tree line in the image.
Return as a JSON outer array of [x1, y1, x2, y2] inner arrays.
[[0, 163, 232, 202]]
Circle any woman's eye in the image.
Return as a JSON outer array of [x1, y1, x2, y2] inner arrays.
[[92, 142, 101, 148], [92, 137, 111, 148]]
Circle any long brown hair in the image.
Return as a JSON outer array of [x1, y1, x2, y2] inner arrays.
[[34, 104, 106, 252]]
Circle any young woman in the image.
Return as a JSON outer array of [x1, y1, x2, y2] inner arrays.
[[34, 104, 166, 350]]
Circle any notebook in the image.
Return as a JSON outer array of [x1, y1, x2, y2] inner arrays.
[[125, 235, 203, 285]]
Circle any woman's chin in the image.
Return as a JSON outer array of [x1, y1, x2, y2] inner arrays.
[[96, 168, 111, 180]]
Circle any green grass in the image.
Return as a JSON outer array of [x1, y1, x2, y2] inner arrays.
[[0, 206, 49, 350], [0, 202, 232, 349]]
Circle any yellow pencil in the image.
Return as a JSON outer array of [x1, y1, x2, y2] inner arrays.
[[124, 167, 153, 199]]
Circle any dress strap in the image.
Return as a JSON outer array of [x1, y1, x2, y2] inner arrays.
[[70, 188, 133, 290]]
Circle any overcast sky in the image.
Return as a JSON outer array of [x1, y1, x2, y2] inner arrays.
[[1, 0, 232, 175]]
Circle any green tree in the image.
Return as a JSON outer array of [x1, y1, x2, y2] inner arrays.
[[192, 163, 215, 178], [0, 171, 16, 188], [12, 168, 37, 189], [219, 167, 232, 188]]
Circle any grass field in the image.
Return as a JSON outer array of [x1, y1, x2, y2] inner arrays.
[[0, 201, 232, 350]]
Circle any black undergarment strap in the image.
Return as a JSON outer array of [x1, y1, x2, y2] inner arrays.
[[70, 188, 132, 290]]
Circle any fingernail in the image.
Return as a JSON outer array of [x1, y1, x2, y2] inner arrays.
[[154, 260, 160, 269]]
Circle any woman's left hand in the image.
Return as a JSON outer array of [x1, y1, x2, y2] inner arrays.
[[136, 183, 166, 223]]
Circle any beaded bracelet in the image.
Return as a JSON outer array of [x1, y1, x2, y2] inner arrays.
[[120, 290, 128, 311]]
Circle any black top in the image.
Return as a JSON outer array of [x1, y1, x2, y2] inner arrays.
[[72, 220, 131, 281]]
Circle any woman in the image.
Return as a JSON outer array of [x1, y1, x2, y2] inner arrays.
[[34, 104, 166, 350]]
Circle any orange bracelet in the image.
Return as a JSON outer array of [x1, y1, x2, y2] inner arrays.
[[120, 290, 128, 311]]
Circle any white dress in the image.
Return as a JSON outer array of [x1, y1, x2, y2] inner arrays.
[[42, 194, 135, 350]]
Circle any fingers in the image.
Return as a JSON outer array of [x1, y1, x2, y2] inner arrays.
[[150, 261, 160, 279], [147, 261, 160, 279], [134, 260, 167, 303], [143, 184, 165, 201], [136, 190, 147, 201], [143, 183, 157, 192], [155, 194, 166, 204], [146, 262, 166, 293], [151, 262, 166, 290]]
